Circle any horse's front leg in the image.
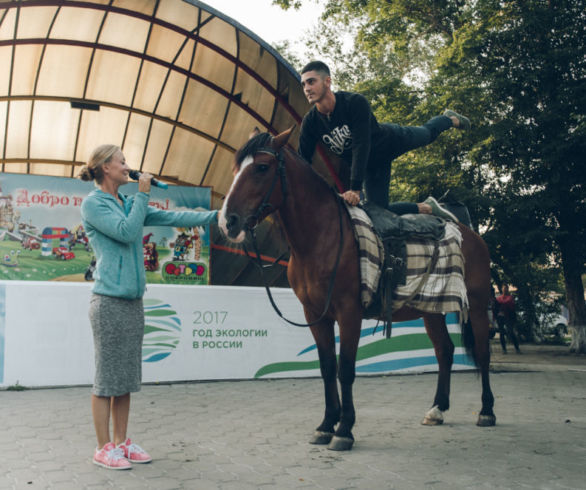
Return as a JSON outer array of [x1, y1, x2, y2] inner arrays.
[[308, 317, 339, 445], [422, 314, 454, 426], [328, 308, 362, 451]]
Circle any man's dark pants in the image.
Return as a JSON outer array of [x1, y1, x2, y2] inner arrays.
[[364, 115, 453, 213]]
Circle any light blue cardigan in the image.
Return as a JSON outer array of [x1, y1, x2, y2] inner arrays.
[[81, 189, 218, 299]]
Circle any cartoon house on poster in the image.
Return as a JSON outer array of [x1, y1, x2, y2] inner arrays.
[[0, 185, 18, 233]]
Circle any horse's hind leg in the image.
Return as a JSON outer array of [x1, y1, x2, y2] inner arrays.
[[461, 226, 496, 426], [467, 304, 496, 426], [308, 317, 340, 445], [422, 314, 454, 425]]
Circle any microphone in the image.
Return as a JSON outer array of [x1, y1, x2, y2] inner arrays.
[[128, 170, 168, 189]]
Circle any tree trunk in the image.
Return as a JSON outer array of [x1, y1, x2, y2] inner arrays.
[[559, 239, 586, 354]]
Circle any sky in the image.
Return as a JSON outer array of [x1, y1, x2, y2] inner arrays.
[[201, 0, 323, 61]]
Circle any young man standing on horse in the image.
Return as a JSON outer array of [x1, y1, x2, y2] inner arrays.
[[298, 60, 468, 220]]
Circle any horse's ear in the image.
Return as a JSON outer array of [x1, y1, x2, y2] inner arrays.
[[248, 127, 261, 140], [272, 125, 296, 149]]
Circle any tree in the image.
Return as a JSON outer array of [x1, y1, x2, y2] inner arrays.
[[271, 40, 305, 72], [275, 0, 586, 351], [445, 0, 586, 351]]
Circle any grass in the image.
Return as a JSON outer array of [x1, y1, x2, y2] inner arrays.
[[0, 239, 210, 283], [0, 240, 93, 280], [6, 382, 28, 391]]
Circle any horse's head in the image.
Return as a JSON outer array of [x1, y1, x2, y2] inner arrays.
[[219, 127, 294, 243]]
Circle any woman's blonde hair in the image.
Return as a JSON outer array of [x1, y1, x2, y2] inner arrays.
[[78, 144, 120, 184]]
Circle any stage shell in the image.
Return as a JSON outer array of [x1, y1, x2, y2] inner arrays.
[[0, 0, 343, 286]]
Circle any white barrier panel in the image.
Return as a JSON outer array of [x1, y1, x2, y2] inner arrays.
[[0, 281, 474, 388]]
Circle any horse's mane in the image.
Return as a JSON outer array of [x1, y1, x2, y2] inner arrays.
[[234, 132, 273, 170]]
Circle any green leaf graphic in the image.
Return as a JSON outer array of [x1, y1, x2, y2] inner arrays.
[[254, 360, 320, 378], [145, 309, 177, 317]]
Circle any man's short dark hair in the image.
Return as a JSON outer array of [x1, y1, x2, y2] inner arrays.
[[301, 60, 331, 77]]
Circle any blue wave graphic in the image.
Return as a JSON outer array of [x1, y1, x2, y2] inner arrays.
[[355, 353, 474, 373], [144, 302, 171, 310], [296, 313, 460, 356], [148, 317, 181, 331], [144, 352, 172, 363]]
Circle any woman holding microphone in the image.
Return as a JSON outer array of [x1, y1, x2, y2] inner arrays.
[[79, 144, 218, 470]]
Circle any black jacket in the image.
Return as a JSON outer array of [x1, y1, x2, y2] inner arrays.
[[298, 91, 390, 191]]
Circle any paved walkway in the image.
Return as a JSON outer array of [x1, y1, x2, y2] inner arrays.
[[1, 342, 585, 489]]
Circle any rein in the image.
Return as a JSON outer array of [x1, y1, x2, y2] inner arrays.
[[243, 147, 345, 328]]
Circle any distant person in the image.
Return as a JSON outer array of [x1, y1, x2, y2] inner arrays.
[[79, 144, 219, 470], [495, 285, 521, 354], [298, 60, 469, 220], [488, 287, 498, 339]]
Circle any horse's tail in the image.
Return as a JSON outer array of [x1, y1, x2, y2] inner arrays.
[[461, 316, 479, 368]]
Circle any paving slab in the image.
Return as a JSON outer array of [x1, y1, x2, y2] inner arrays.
[[1, 342, 585, 489]]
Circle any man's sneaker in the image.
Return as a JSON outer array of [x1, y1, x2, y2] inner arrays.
[[424, 197, 459, 223], [117, 438, 152, 464], [93, 442, 132, 470], [443, 109, 471, 130]]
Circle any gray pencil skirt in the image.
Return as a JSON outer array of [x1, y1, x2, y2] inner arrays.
[[89, 293, 144, 397]]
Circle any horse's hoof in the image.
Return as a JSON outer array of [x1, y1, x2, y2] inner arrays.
[[421, 405, 444, 426], [477, 414, 496, 427], [327, 435, 354, 451], [309, 430, 334, 445]]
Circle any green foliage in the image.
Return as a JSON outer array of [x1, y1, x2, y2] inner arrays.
[[446, 0, 586, 342], [272, 0, 303, 9], [275, 0, 586, 343], [271, 40, 304, 71], [6, 382, 27, 391]]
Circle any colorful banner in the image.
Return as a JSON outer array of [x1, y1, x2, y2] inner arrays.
[[0, 173, 212, 285], [0, 281, 474, 388]]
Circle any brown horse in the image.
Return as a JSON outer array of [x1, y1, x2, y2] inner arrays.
[[219, 128, 496, 451]]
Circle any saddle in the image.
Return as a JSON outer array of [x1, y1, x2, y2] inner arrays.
[[357, 202, 446, 336]]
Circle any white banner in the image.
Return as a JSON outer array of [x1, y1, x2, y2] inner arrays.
[[0, 281, 473, 388]]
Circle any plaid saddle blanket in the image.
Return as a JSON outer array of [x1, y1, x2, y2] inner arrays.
[[346, 204, 469, 318]]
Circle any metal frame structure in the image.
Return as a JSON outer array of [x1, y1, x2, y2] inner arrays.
[[0, 0, 342, 286]]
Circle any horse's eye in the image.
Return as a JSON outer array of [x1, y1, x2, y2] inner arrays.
[[256, 163, 269, 173]]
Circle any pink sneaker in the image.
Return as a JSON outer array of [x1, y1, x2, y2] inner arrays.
[[117, 438, 152, 464], [93, 442, 132, 470]]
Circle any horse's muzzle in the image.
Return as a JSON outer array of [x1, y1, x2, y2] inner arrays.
[[224, 213, 245, 242]]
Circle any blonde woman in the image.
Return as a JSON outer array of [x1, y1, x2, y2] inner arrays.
[[79, 145, 218, 469]]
